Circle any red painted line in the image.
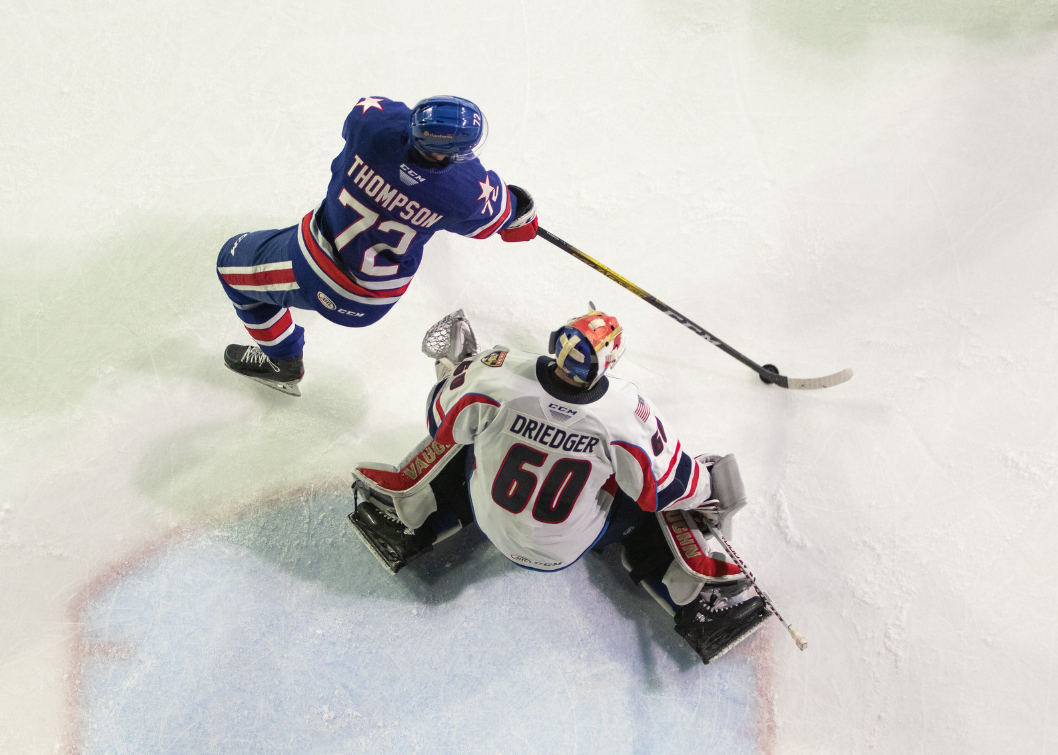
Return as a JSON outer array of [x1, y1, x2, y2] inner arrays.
[[59, 484, 337, 755], [59, 481, 776, 754]]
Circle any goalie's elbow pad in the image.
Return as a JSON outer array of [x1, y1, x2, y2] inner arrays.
[[499, 184, 538, 242]]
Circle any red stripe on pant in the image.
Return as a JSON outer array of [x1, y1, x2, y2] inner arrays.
[[222, 268, 297, 288], [245, 310, 294, 343]]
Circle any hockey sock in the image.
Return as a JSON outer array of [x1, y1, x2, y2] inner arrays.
[[233, 303, 305, 359]]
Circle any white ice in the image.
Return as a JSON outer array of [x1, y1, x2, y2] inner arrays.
[[2, 2, 1057, 753]]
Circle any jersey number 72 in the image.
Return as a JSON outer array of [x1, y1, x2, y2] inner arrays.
[[334, 189, 416, 277]]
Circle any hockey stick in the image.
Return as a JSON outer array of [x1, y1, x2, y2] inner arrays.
[[536, 227, 853, 390], [704, 521, 808, 652]]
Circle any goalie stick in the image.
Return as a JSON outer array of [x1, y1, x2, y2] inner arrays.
[[703, 519, 808, 652], [536, 227, 853, 390]]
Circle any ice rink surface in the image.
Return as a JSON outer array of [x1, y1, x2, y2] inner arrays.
[[3, 2, 1057, 753]]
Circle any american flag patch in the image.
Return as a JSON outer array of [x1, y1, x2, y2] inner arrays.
[[635, 395, 651, 422]]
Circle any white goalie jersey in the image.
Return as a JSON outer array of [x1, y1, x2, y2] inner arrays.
[[427, 347, 716, 571]]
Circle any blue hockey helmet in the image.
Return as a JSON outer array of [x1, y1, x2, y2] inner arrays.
[[408, 96, 488, 162], [548, 311, 625, 389]]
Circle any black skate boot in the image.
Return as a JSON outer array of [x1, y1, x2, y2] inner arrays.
[[674, 581, 772, 664], [223, 344, 304, 397], [347, 484, 434, 574]]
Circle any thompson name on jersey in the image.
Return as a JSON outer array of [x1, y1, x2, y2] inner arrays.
[[300, 97, 518, 313]]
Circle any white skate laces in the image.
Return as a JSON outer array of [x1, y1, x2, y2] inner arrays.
[[241, 345, 279, 372]]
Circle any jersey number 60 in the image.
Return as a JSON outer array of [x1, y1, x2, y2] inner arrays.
[[491, 444, 592, 524]]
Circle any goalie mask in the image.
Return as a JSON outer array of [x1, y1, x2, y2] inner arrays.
[[548, 311, 624, 389]]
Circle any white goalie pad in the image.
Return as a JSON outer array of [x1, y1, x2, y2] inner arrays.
[[662, 561, 709, 606], [657, 508, 744, 587], [656, 452, 750, 593], [352, 436, 463, 529]]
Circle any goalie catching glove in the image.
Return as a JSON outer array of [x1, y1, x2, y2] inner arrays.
[[422, 309, 479, 379]]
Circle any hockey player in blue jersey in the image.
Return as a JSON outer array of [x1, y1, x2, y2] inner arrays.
[[216, 96, 538, 396]]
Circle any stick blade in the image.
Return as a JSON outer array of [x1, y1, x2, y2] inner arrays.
[[782, 368, 853, 390]]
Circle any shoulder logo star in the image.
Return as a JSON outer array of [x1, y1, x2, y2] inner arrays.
[[354, 97, 384, 113], [477, 175, 499, 216]]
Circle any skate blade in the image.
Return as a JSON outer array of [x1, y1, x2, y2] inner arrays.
[[225, 362, 303, 396], [246, 375, 302, 397], [346, 512, 400, 575]]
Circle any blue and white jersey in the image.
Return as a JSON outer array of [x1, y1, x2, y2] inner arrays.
[[295, 96, 517, 312]]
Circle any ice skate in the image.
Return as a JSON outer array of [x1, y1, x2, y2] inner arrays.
[[674, 581, 772, 664], [223, 344, 304, 397], [347, 483, 434, 574]]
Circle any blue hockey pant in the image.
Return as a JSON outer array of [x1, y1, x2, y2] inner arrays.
[[216, 224, 392, 359]]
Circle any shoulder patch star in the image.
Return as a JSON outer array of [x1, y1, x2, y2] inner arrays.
[[477, 175, 499, 215], [354, 97, 384, 113]]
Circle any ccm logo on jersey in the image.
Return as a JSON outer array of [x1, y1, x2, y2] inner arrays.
[[509, 554, 562, 568], [398, 164, 426, 186], [548, 403, 577, 417], [508, 414, 600, 454]]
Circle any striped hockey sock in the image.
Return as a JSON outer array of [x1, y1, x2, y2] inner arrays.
[[233, 302, 305, 359]]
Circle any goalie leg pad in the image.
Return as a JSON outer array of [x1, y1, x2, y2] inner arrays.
[[620, 512, 744, 608], [658, 508, 743, 583], [350, 439, 476, 574], [352, 436, 462, 529]]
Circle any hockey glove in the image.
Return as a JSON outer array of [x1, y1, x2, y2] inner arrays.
[[499, 185, 538, 242], [422, 309, 478, 378]]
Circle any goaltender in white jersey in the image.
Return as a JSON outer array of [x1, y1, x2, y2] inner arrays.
[[348, 309, 774, 664], [428, 346, 711, 570]]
